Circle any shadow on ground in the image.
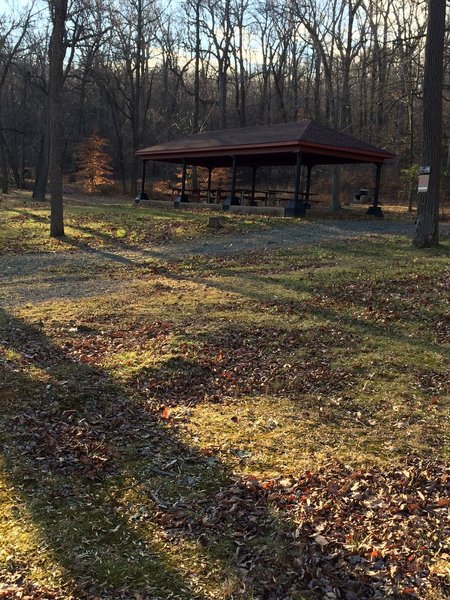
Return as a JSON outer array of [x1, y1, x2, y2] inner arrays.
[[0, 308, 420, 600]]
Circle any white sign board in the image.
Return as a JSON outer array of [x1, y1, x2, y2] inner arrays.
[[418, 166, 431, 193]]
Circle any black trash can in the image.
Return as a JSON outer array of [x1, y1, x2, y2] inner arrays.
[[223, 196, 240, 211]]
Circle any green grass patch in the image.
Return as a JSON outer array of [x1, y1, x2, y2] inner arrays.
[[0, 208, 449, 598], [0, 192, 295, 254]]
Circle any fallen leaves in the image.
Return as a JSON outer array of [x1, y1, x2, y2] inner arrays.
[[159, 457, 450, 599], [436, 497, 449, 507], [321, 270, 450, 340], [312, 533, 330, 547], [133, 325, 357, 407], [10, 409, 123, 478], [1, 228, 449, 599], [0, 583, 68, 600]]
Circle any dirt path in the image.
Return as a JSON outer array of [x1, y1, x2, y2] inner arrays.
[[0, 219, 444, 308]]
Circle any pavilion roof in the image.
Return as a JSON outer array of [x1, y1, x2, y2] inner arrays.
[[136, 120, 395, 168]]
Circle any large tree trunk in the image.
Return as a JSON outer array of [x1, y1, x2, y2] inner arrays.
[[131, 0, 144, 197], [191, 0, 201, 191], [413, 0, 445, 247], [0, 9, 31, 195], [218, 65, 228, 129], [192, 0, 201, 135], [237, 19, 247, 127], [0, 93, 10, 193], [48, 0, 67, 237]]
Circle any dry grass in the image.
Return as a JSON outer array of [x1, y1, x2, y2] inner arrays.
[[0, 191, 296, 255], [0, 197, 449, 599]]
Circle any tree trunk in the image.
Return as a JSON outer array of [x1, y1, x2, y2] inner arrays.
[[33, 127, 50, 200], [313, 53, 321, 121], [0, 90, 10, 193], [6, 144, 22, 188], [131, 0, 144, 197], [238, 20, 247, 127], [407, 98, 415, 212], [413, 0, 445, 247], [48, 0, 67, 237], [193, 0, 201, 135], [218, 65, 228, 129], [0, 128, 9, 194], [218, 0, 231, 129], [191, 0, 201, 191]]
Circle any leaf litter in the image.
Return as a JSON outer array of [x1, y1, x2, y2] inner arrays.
[[156, 457, 450, 599], [1, 232, 449, 599]]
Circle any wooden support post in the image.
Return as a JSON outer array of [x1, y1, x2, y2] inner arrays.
[[135, 159, 149, 203], [174, 158, 189, 207], [306, 165, 312, 195], [223, 155, 238, 211], [305, 164, 312, 207], [230, 155, 237, 201], [181, 158, 187, 198], [367, 163, 384, 217], [207, 167, 213, 203], [293, 151, 305, 216], [285, 151, 306, 217], [250, 166, 257, 205], [294, 152, 302, 201], [373, 163, 381, 208]]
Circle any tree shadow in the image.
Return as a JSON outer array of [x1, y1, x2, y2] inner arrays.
[[1, 306, 423, 600], [8, 209, 50, 224], [56, 233, 176, 265], [0, 308, 226, 598], [6, 207, 154, 255], [181, 267, 445, 357], [36, 234, 444, 360]]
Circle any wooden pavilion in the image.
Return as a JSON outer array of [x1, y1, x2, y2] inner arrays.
[[136, 120, 395, 217]]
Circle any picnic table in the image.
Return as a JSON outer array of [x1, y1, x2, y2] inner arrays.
[[171, 187, 318, 207]]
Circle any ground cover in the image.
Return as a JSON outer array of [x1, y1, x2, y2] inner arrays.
[[0, 198, 449, 599], [0, 193, 295, 255]]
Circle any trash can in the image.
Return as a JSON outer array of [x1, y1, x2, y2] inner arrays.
[[223, 196, 240, 211]]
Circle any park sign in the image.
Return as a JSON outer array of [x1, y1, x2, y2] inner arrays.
[[418, 166, 431, 193]]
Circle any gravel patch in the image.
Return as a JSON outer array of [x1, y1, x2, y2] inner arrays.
[[174, 219, 418, 257], [0, 219, 446, 308]]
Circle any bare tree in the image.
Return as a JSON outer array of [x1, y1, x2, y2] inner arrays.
[[413, 0, 446, 247], [106, 0, 161, 195], [202, 0, 234, 128], [48, 0, 68, 237], [0, 5, 33, 193], [0, 0, 446, 209]]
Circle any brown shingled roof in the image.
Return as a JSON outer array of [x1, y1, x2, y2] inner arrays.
[[136, 120, 395, 168]]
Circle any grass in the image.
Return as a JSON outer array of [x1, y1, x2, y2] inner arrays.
[[0, 191, 297, 254], [0, 196, 449, 599]]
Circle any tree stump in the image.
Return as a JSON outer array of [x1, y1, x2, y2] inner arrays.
[[208, 216, 222, 229]]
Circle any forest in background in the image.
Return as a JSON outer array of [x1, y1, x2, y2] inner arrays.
[[0, 0, 449, 201]]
